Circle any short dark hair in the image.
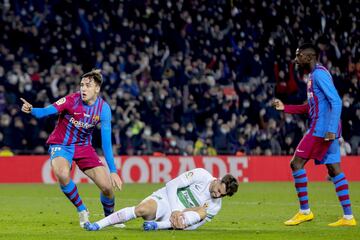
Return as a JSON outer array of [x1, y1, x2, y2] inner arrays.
[[221, 174, 239, 196], [298, 43, 319, 57], [81, 69, 103, 86]]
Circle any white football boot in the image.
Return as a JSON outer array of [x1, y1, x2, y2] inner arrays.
[[78, 210, 90, 228]]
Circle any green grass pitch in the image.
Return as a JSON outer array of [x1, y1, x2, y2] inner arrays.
[[0, 182, 359, 240]]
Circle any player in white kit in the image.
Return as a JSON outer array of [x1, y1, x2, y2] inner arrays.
[[84, 168, 239, 231]]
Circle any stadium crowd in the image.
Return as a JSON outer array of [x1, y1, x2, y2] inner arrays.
[[0, 0, 359, 156]]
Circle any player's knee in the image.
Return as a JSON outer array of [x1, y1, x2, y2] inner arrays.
[[326, 164, 342, 177], [134, 204, 149, 217], [290, 157, 304, 171], [290, 161, 298, 171], [100, 186, 113, 197], [54, 168, 71, 183]]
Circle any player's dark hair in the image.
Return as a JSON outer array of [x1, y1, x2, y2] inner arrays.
[[81, 69, 103, 86], [221, 174, 239, 197], [298, 43, 319, 58]]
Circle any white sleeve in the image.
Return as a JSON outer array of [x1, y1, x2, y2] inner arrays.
[[205, 199, 222, 222], [184, 219, 207, 230], [184, 205, 219, 231], [166, 168, 211, 212]]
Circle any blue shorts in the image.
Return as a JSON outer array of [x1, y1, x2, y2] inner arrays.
[[314, 139, 341, 165], [48, 145, 74, 163], [48, 144, 103, 171]]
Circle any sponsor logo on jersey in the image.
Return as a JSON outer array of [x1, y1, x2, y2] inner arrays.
[[69, 117, 95, 129], [55, 97, 66, 105], [177, 187, 200, 208]]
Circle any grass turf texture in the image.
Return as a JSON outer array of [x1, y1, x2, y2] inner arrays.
[[0, 182, 359, 240]]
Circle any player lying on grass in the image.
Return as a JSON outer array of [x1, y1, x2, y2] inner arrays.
[[84, 168, 238, 231]]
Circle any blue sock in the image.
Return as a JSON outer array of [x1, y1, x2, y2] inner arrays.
[[100, 193, 115, 217], [60, 180, 86, 212], [331, 173, 352, 215], [292, 169, 309, 210]]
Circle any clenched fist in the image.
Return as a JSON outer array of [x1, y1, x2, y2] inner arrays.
[[271, 99, 284, 111]]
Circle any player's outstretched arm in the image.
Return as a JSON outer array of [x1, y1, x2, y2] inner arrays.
[[272, 98, 309, 115], [20, 98, 58, 118], [100, 103, 122, 190]]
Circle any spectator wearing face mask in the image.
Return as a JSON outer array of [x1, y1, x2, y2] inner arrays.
[[213, 123, 231, 154]]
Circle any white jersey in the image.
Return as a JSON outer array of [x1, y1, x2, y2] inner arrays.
[[162, 168, 222, 221]]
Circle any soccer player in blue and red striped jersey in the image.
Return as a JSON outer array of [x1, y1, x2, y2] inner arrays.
[[20, 69, 122, 228], [272, 43, 356, 227]]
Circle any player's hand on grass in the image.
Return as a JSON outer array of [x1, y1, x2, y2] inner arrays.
[[324, 132, 335, 141], [110, 173, 123, 191], [170, 211, 185, 229], [271, 99, 284, 111], [20, 98, 33, 114]]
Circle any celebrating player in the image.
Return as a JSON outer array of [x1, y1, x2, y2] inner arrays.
[[20, 69, 122, 228], [83, 168, 238, 231], [272, 43, 356, 227]]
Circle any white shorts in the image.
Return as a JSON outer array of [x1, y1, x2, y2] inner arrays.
[[141, 187, 184, 221]]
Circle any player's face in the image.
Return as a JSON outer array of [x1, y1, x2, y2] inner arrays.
[[210, 180, 227, 199], [294, 49, 305, 67], [294, 48, 314, 70], [80, 77, 100, 104]]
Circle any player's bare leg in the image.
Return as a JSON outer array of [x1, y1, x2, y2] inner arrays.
[[136, 198, 158, 220], [84, 166, 123, 226], [84, 166, 114, 199], [51, 157, 89, 227], [51, 157, 70, 185], [326, 163, 356, 226], [284, 156, 314, 226]]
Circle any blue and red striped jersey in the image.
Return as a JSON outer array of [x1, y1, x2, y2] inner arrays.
[[306, 64, 342, 137], [285, 64, 342, 138], [47, 92, 109, 146]]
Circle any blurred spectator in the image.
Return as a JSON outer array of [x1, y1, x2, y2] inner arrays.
[[0, 146, 14, 156], [194, 136, 217, 156], [339, 138, 352, 156], [349, 106, 360, 155]]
